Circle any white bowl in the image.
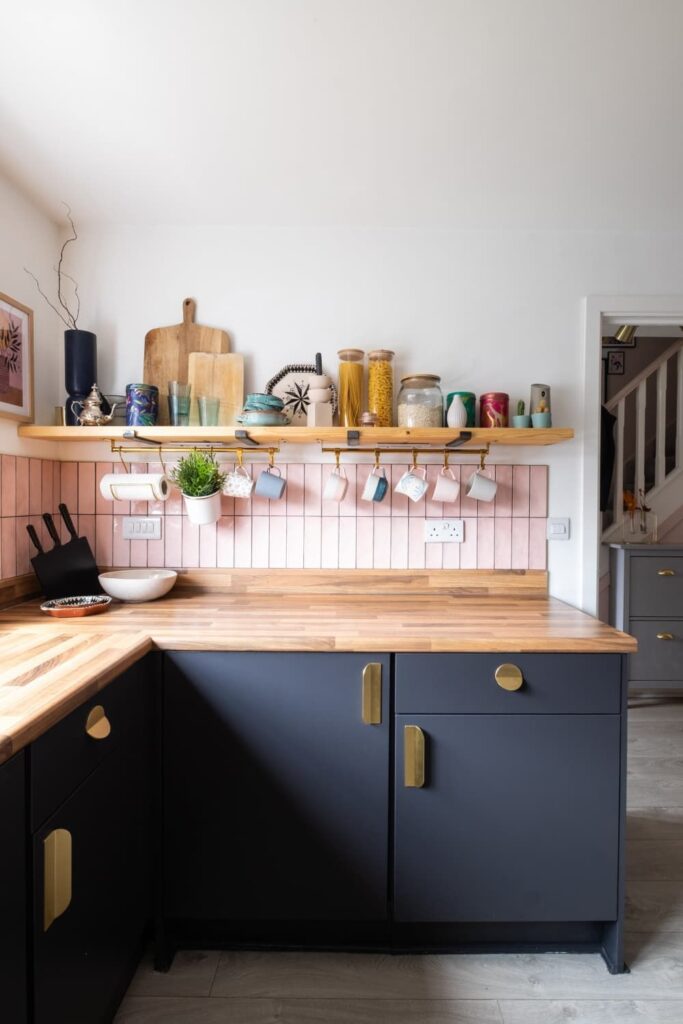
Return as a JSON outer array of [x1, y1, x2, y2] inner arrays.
[[98, 569, 178, 603]]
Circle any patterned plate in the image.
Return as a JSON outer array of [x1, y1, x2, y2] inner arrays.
[[40, 595, 112, 618], [265, 364, 338, 425]]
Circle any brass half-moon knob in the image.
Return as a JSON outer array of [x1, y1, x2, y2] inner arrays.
[[658, 569, 676, 577], [85, 705, 111, 740], [657, 632, 674, 641], [495, 663, 524, 691]]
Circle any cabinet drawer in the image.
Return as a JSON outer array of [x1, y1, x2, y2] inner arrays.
[[629, 556, 683, 617], [629, 619, 683, 682], [396, 654, 622, 714], [31, 659, 149, 831]]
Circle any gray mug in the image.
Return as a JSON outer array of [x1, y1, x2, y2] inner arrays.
[[254, 467, 287, 500]]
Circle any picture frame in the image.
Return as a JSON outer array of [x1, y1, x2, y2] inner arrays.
[[0, 292, 34, 422], [607, 350, 625, 375]]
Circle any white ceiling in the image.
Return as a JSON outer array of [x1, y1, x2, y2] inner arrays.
[[1, 0, 682, 228]]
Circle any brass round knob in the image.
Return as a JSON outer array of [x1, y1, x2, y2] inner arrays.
[[495, 663, 524, 691], [85, 705, 111, 740]]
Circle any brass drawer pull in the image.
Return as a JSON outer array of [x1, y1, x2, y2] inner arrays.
[[85, 705, 111, 740], [658, 569, 676, 577], [495, 663, 524, 691], [657, 632, 674, 641], [361, 663, 382, 725], [404, 725, 425, 788], [43, 828, 72, 931]]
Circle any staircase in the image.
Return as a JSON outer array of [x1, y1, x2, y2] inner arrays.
[[602, 340, 683, 542]]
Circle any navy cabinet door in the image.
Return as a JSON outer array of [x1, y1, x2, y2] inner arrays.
[[164, 652, 390, 922], [394, 714, 621, 922], [0, 752, 27, 1024]]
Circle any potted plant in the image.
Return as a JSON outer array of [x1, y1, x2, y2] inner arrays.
[[512, 400, 531, 428], [171, 450, 227, 525]]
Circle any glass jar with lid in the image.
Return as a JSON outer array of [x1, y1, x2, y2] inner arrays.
[[397, 375, 443, 428], [367, 349, 394, 426], [337, 349, 364, 427]]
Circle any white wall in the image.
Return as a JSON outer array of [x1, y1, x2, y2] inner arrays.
[[0, 172, 62, 455], [60, 224, 683, 608]]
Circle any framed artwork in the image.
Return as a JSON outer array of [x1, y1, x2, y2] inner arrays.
[[607, 350, 625, 375], [0, 292, 34, 422]]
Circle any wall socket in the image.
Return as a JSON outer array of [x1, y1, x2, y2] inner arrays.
[[424, 519, 464, 543], [122, 516, 162, 540]]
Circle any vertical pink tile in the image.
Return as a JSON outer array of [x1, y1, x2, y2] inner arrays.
[[286, 517, 305, 568], [233, 516, 252, 567], [269, 517, 287, 568], [512, 465, 531, 517], [304, 464, 322, 515], [425, 464, 443, 518], [251, 517, 270, 567], [285, 464, 305, 516], [1, 455, 15, 516], [356, 465, 373, 517], [130, 539, 148, 567], [16, 457, 29, 516], [425, 540, 443, 569], [1, 518, 16, 578], [511, 517, 530, 569], [321, 517, 339, 568], [165, 461, 182, 515], [356, 517, 374, 568], [321, 465, 340, 517], [29, 459, 42, 515], [476, 469, 496, 518], [147, 533, 165, 568], [78, 514, 96, 557], [460, 518, 478, 568], [220, 463, 235, 518], [217, 517, 235, 568], [53, 462, 61, 515], [494, 517, 513, 569], [391, 464, 409, 516], [182, 518, 200, 568], [408, 517, 426, 569], [164, 516, 182, 568], [338, 516, 356, 568], [95, 515, 113, 568], [41, 461, 53, 516], [113, 516, 131, 567], [269, 464, 287, 517], [199, 522, 217, 568], [494, 465, 513, 517], [529, 518, 548, 569], [443, 534, 461, 568], [477, 517, 495, 568], [303, 517, 322, 568], [390, 517, 408, 569], [373, 518, 391, 569], [95, 462, 114, 514], [15, 517, 30, 576], [460, 467, 479, 517], [530, 465, 549, 517], [78, 463, 95, 514], [339, 465, 357, 517], [130, 462, 148, 516], [60, 462, 77, 514]]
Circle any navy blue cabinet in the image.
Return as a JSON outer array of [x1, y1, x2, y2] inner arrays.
[[0, 752, 27, 1024], [164, 652, 390, 934]]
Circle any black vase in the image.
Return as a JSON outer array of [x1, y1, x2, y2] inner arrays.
[[64, 330, 97, 425]]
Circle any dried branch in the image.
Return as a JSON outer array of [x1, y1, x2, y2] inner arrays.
[[23, 268, 73, 328], [24, 202, 81, 330], [59, 269, 81, 327], [56, 203, 78, 328]]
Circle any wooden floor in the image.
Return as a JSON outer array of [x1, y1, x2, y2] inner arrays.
[[116, 699, 683, 1024]]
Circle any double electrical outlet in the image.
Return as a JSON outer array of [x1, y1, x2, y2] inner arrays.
[[424, 520, 464, 543]]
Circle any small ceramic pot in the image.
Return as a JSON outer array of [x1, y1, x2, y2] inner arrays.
[[531, 412, 552, 428], [512, 415, 532, 428], [183, 490, 222, 525]]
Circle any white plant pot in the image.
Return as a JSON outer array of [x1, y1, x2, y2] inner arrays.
[[182, 489, 222, 525]]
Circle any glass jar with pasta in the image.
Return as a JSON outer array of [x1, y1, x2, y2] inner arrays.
[[337, 349, 364, 427], [367, 349, 394, 426]]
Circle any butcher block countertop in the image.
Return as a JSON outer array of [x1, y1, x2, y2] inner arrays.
[[0, 570, 636, 765]]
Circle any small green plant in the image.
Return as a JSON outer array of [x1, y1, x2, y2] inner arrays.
[[171, 450, 227, 497], [517, 400, 525, 416]]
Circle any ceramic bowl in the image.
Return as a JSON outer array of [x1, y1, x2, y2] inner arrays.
[[98, 569, 178, 603], [41, 595, 112, 617], [237, 410, 289, 426]]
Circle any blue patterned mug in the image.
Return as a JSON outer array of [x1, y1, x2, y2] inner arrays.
[[126, 384, 159, 427]]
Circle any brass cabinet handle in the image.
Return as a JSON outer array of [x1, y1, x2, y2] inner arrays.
[[43, 828, 72, 932], [495, 663, 524, 691], [361, 663, 382, 725], [657, 632, 674, 641], [85, 704, 111, 740], [658, 569, 676, 576], [404, 725, 425, 788]]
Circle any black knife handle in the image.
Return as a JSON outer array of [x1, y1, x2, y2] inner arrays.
[[42, 513, 62, 547], [26, 524, 44, 555], [58, 503, 79, 540]]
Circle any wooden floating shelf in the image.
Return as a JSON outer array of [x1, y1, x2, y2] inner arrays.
[[18, 425, 574, 448]]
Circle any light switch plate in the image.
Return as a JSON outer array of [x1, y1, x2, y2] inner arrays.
[[547, 517, 570, 541], [122, 516, 162, 540], [424, 519, 464, 543]]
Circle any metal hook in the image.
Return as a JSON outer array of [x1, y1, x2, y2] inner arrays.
[[117, 448, 130, 474], [334, 449, 341, 469], [374, 449, 381, 470], [411, 449, 419, 471], [237, 448, 244, 469], [268, 448, 276, 468], [443, 450, 450, 471], [479, 445, 490, 472]]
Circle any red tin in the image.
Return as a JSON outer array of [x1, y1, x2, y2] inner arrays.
[[479, 392, 509, 428]]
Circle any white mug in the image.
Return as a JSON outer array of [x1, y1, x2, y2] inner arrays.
[[395, 467, 428, 503], [465, 469, 497, 502], [432, 467, 460, 503], [323, 468, 348, 502], [224, 465, 254, 499], [361, 467, 389, 502]]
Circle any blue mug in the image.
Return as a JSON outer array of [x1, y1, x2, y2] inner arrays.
[[126, 384, 159, 426], [362, 468, 388, 502], [254, 467, 287, 500]]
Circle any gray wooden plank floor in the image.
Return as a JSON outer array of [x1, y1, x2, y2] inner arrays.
[[116, 700, 683, 1024]]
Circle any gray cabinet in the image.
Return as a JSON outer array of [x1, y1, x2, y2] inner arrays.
[[610, 543, 683, 690]]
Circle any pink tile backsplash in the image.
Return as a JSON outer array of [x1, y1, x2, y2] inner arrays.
[[0, 455, 548, 580]]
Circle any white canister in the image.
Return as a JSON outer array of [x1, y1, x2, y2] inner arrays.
[[182, 489, 222, 525]]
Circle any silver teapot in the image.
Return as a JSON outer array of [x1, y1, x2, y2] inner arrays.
[[71, 384, 117, 426]]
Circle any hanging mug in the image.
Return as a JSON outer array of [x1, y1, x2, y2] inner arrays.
[[432, 467, 460, 503], [362, 467, 388, 502], [395, 466, 428, 502], [224, 465, 254, 499], [323, 467, 348, 502], [254, 467, 287, 500]]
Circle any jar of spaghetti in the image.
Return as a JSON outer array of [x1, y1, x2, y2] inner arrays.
[[337, 349, 364, 427], [367, 349, 395, 426], [479, 392, 509, 428]]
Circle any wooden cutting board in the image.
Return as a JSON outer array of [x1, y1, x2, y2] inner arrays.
[[143, 298, 230, 424], [188, 352, 244, 426]]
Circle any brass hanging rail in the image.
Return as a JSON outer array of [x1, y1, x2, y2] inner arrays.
[[321, 445, 490, 460]]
